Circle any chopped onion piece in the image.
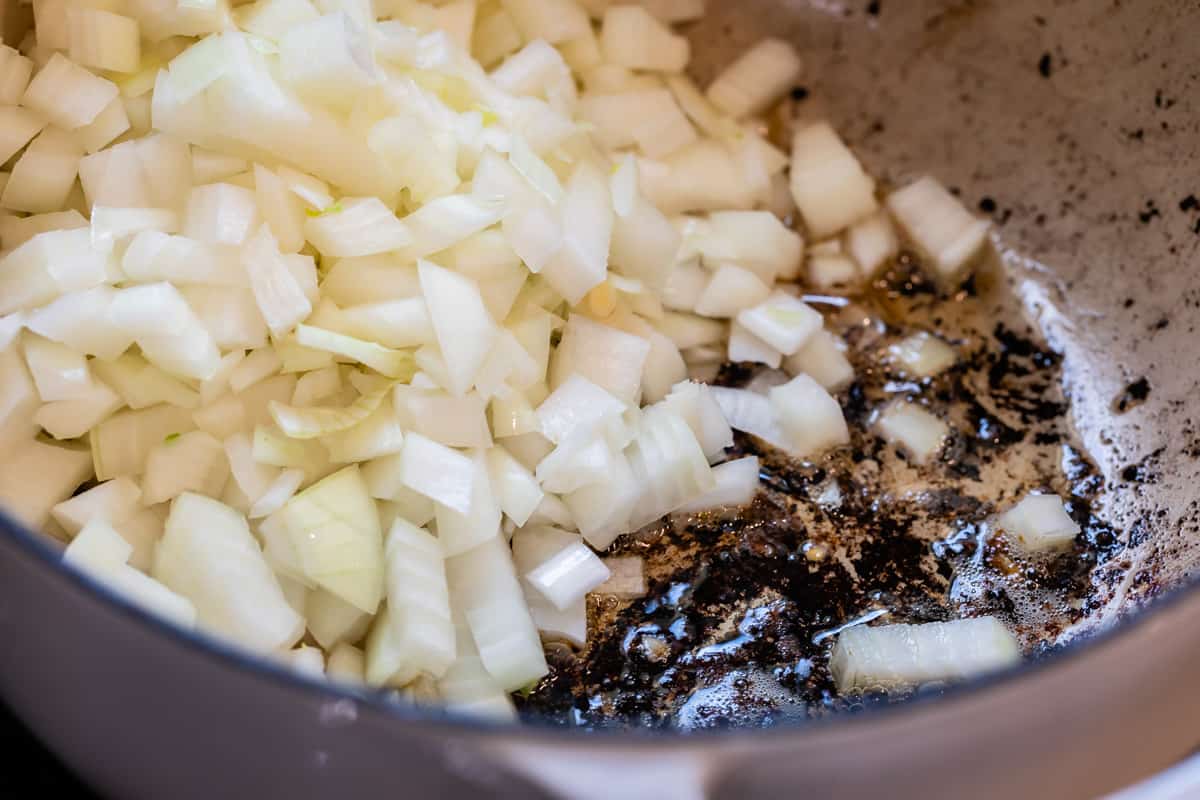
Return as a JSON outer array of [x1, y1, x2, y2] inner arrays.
[[34, 377, 124, 440], [677, 455, 760, 512], [142, 430, 230, 505], [2, 127, 83, 215], [510, 525, 587, 645], [728, 320, 783, 368], [499, 0, 590, 44], [661, 380, 733, 462], [886, 176, 991, 286], [23, 333, 93, 402], [887, 331, 957, 378], [90, 403, 196, 480], [830, 617, 1020, 692], [418, 260, 498, 396], [594, 555, 646, 598], [808, 253, 859, 290], [736, 291, 822, 356], [437, 618, 517, 719], [67, 8, 141, 73], [436, 451, 502, 556], [25, 286, 133, 361], [367, 519, 455, 685], [278, 465, 384, 614], [0, 45, 34, 106], [874, 400, 949, 465], [486, 445, 544, 527], [108, 282, 222, 380], [0, 228, 110, 316], [995, 493, 1081, 551], [304, 197, 412, 258], [248, 468, 305, 519], [524, 540, 610, 611], [156, 492, 304, 652], [304, 587, 369, 651], [279, 12, 376, 114], [446, 535, 548, 691], [394, 386, 491, 449], [535, 374, 627, 445], [784, 329, 855, 393], [691, 211, 804, 286], [768, 374, 849, 460], [327, 642, 366, 684], [0, 437, 93, 528], [707, 386, 788, 450], [706, 38, 802, 119], [294, 324, 414, 379], [64, 519, 197, 629], [267, 385, 391, 439], [397, 432, 476, 514], [1, 209, 86, 251], [789, 121, 878, 238], [694, 263, 771, 319], [21, 52, 118, 130], [540, 161, 614, 305], [91, 207, 179, 255], [845, 210, 899, 279], [550, 314, 650, 405], [242, 224, 313, 338], [600, 5, 689, 72], [50, 477, 142, 537], [626, 403, 715, 529], [322, 403, 405, 463]]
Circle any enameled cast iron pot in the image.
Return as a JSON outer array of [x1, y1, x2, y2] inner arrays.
[[2, 1, 1199, 797]]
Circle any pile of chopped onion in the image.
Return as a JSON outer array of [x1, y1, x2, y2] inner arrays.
[[0, 0, 1006, 714]]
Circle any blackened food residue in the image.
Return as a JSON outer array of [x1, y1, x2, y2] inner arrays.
[[1037, 53, 1052, 78], [1139, 200, 1161, 224], [517, 254, 1122, 730], [1112, 377, 1151, 414]]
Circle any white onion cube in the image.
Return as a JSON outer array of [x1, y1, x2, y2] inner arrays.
[[996, 493, 1081, 551], [736, 291, 822, 356], [887, 176, 992, 285], [706, 38, 802, 119], [875, 400, 949, 465], [790, 121, 878, 238]]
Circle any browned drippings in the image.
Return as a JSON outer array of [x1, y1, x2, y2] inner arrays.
[[516, 251, 1124, 730]]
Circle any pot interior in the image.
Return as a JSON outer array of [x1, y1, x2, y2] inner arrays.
[[519, 0, 1200, 727]]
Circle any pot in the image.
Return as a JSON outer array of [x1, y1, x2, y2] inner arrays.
[[1, 0, 1198, 797]]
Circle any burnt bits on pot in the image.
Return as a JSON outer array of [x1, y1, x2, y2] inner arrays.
[[517, 253, 1121, 730]]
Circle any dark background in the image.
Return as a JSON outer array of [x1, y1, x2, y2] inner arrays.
[[0, 700, 97, 798]]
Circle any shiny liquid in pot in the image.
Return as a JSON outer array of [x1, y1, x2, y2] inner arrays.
[[517, 250, 1127, 730]]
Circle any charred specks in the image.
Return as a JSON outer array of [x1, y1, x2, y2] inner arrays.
[[978, 196, 997, 214], [1112, 377, 1151, 413], [1037, 53, 1053, 78], [1153, 316, 1169, 331], [789, 86, 809, 101], [866, 0, 881, 15], [1180, 194, 1198, 212], [1154, 89, 1176, 110], [1138, 200, 1161, 224]]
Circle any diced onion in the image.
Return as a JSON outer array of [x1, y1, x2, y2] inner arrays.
[[995, 493, 1081, 551], [768, 374, 849, 460], [874, 400, 949, 465], [886, 176, 991, 285], [830, 617, 1020, 692]]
